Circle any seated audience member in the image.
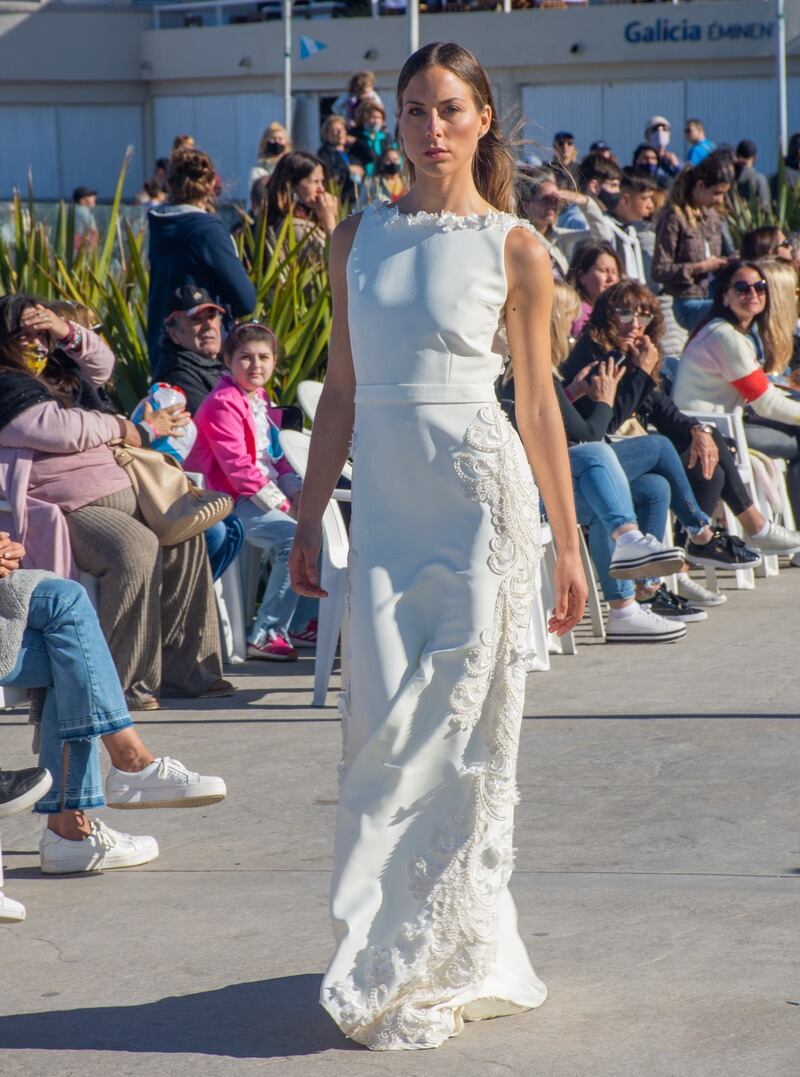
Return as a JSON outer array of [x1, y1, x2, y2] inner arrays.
[[317, 114, 363, 205], [553, 153, 623, 260], [265, 152, 339, 261], [567, 241, 622, 336], [187, 323, 316, 661], [250, 122, 291, 191], [740, 226, 794, 263], [0, 541, 226, 877], [734, 140, 771, 213], [147, 148, 256, 368], [674, 259, 800, 528], [685, 118, 715, 166], [0, 296, 230, 711], [641, 116, 682, 187], [561, 281, 799, 559], [652, 151, 734, 331], [517, 171, 572, 279], [349, 100, 393, 178], [155, 287, 227, 415], [0, 759, 52, 921]]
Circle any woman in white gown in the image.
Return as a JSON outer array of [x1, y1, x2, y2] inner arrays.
[[289, 42, 588, 1051]]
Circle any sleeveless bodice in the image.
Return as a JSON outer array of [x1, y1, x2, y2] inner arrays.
[[347, 202, 531, 395]]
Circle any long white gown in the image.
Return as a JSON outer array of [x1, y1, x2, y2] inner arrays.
[[320, 201, 547, 1050]]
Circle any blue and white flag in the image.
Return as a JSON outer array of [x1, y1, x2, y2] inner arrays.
[[299, 35, 327, 59]]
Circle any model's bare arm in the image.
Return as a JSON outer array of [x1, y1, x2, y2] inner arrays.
[[289, 213, 359, 597], [505, 227, 587, 635]]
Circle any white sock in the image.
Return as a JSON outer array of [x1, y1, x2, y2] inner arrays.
[[751, 520, 770, 539], [615, 528, 644, 547], [609, 602, 637, 619]]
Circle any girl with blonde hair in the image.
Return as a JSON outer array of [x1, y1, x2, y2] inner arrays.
[[249, 121, 292, 191]]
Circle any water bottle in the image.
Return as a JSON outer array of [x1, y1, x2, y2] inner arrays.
[[131, 383, 197, 461]]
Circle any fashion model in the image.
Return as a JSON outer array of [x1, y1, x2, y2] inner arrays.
[[289, 42, 588, 1051]]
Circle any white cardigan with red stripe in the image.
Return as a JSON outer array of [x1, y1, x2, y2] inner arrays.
[[673, 317, 800, 425]]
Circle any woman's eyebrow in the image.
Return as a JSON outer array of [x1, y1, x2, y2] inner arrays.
[[404, 97, 467, 107]]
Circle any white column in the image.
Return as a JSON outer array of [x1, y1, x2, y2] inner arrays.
[[777, 0, 788, 157], [284, 0, 293, 134], [407, 0, 419, 55]]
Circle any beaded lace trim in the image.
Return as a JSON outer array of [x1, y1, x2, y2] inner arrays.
[[372, 199, 537, 235], [324, 404, 542, 1050]]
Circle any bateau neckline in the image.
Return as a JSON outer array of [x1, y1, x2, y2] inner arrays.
[[379, 201, 515, 230]]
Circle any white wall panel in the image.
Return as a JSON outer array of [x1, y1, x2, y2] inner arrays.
[[521, 84, 604, 162], [601, 80, 685, 169], [58, 106, 144, 198], [0, 107, 59, 199], [154, 95, 196, 160], [686, 77, 779, 169]]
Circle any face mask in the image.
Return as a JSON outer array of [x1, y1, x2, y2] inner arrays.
[[21, 340, 48, 376], [381, 162, 401, 176], [264, 140, 284, 156], [366, 120, 382, 133], [639, 161, 658, 176], [648, 129, 670, 151], [598, 188, 621, 213]]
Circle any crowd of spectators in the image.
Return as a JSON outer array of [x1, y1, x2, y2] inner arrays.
[[3, 73, 800, 919]]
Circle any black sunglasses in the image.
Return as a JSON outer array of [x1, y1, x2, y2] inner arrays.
[[732, 280, 767, 296]]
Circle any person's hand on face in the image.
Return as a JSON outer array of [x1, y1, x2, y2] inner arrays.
[[628, 333, 659, 375], [19, 304, 71, 347]]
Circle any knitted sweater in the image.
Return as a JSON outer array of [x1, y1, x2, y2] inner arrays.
[[0, 570, 54, 749]]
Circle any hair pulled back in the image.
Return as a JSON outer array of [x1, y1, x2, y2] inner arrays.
[[396, 42, 516, 214], [167, 149, 216, 205], [668, 149, 735, 222]]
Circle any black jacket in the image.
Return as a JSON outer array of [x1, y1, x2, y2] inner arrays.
[[147, 205, 256, 367], [0, 370, 53, 430], [153, 338, 226, 415], [496, 373, 613, 446], [561, 333, 699, 449]]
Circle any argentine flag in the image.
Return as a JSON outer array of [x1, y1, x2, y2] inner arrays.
[[299, 35, 327, 60]]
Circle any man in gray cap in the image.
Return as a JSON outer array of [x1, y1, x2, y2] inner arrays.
[[643, 116, 681, 185]]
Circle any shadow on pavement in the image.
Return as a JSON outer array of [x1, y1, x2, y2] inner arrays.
[[0, 975, 357, 1058]]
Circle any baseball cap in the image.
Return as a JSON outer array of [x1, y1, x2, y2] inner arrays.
[[72, 186, 97, 202], [590, 140, 610, 152], [554, 131, 574, 143], [166, 286, 225, 320], [644, 116, 671, 133], [736, 139, 757, 159]]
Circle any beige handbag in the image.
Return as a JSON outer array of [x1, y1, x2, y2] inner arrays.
[[111, 441, 233, 547]]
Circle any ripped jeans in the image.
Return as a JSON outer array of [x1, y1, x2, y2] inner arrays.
[[236, 500, 316, 644]]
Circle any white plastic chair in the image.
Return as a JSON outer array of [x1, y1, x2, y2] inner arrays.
[[577, 526, 606, 641], [296, 380, 324, 425], [279, 429, 350, 706]]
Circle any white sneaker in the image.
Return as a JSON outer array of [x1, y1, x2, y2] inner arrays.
[[105, 757, 227, 810], [676, 573, 727, 607], [748, 521, 800, 555], [606, 603, 687, 643], [39, 819, 159, 875], [0, 892, 25, 923], [609, 533, 686, 580]]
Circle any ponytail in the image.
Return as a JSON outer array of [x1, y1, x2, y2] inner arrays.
[[668, 150, 735, 224]]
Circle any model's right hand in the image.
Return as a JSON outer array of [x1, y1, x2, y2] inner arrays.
[[289, 521, 328, 597]]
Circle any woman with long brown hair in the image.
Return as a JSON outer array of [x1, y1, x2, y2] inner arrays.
[[290, 42, 587, 1049]]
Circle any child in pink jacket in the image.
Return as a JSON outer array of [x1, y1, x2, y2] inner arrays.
[[187, 323, 314, 661]]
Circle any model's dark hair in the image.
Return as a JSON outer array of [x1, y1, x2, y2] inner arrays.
[[265, 151, 327, 224], [223, 322, 280, 366], [396, 42, 516, 214], [589, 280, 664, 356], [668, 150, 735, 221], [566, 241, 623, 303], [167, 148, 216, 205], [740, 226, 786, 261]]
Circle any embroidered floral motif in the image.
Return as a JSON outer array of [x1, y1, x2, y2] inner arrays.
[[323, 403, 542, 1050], [376, 200, 540, 237]]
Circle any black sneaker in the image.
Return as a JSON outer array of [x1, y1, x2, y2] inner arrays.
[[685, 528, 762, 571], [0, 767, 53, 819], [638, 584, 708, 623]]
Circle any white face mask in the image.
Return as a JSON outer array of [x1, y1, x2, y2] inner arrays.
[[648, 129, 671, 151]]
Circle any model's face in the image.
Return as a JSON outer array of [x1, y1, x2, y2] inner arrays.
[[527, 181, 561, 231], [724, 267, 767, 324], [399, 66, 490, 182], [295, 166, 326, 205], [580, 253, 620, 303], [167, 309, 221, 358], [227, 342, 276, 392]]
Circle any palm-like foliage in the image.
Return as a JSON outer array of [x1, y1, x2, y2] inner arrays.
[[727, 160, 800, 249]]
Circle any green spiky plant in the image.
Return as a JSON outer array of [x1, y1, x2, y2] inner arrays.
[[726, 159, 800, 249]]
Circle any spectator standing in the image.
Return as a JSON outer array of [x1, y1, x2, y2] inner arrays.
[[652, 151, 734, 330], [147, 148, 256, 369], [331, 70, 383, 131], [734, 140, 771, 212], [642, 117, 681, 186], [317, 114, 363, 205], [370, 147, 407, 203], [777, 132, 800, 191], [685, 119, 715, 166], [72, 186, 100, 253], [547, 131, 581, 188], [249, 122, 292, 193], [350, 101, 393, 178]]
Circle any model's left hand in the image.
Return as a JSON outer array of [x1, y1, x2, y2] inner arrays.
[[548, 549, 588, 637], [688, 428, 718, 480]]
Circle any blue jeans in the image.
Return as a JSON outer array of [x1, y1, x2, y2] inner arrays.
[[610, 436, 711, 537], [236, 500, 316, 643], [204, 515, 245, 581], [0, 578, 132, 813], [673, 297, 712, 331]]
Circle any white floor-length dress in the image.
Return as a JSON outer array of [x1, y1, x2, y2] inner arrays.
[[321, 201, 547, 1050]]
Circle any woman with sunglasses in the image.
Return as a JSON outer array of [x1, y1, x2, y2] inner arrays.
[[674, 259, 800, 527], [561, 281, 800, 595]]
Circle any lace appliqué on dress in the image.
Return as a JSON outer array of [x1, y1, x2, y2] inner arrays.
[[323, 404, 542, 1050]]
